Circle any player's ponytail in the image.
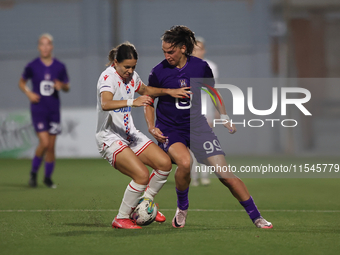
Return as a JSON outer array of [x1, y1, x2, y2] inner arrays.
[[107, 42, 138, 66], [161, 25, 197, 55]]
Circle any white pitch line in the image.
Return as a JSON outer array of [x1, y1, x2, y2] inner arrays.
[[0, 209, 340, 213]]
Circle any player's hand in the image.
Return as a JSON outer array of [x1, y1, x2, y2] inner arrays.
[[133, 95, 153, 107], [224, 122, 237, 134], [27, 91, 40, 103], [148, 127, 168, 143], [168, 87, 192, 98], [54, 79, 64, 91]]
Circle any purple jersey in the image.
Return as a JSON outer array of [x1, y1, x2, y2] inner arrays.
[[148, 56, 214, 130], [22, 57, 69, 112], [149, 56, 225, 162]]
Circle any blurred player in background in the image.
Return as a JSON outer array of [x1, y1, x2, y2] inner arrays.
[[190, 36, 220, 186], [192, 36, 219, 83], [96, 42, 190, 229], [145, 25, 272, 229], [19, 33, 69, 189]]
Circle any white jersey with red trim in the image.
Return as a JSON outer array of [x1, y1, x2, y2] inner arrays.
[[95, 65, 143, 149]]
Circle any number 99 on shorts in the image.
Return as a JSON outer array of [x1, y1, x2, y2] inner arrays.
[[203, 140, 223, 154]]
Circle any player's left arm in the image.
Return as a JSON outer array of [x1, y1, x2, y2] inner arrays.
[[137, 83, 191, 98], [204, 64, 236, 134], [54, 80, 70, 92], [209, 88, 236, 134], [54, 65, 70, 92]]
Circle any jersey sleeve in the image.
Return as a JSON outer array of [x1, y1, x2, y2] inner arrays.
[[22, 63, 33, 80], [134, 72, 142, 92], [59, 64, 69, 83], [98, 73, 116, 95], [203, 63, 215, 88], [148, 69, 160, 88]]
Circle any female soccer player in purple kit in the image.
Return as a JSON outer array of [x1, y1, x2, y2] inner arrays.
[[19, 33, 70, 188], [145, 26, 273, 229]]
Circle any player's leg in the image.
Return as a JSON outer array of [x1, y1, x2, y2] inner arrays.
[[137, 143, 172, 223], [35, 131, 50, 157], [43, 134, 57, 188], [104, 142, 149, 229], [189, 149, 210, 186], [45, 134, 56, 162], [138, 143, 172, 200], [189, 149, 199, 186], [36, 110, 61, 188], [29, 109, 49, 186], [115, 148, 151, 212], [168, 142, 191, 191], [192, 125, 272, 228], [203, 154, 272, 228], [29, 131, 49, 187], [203, 155, 250, 200], [167, 142, 191, 228]]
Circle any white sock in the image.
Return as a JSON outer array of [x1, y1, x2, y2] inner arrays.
[[117, 180, 147, 219], [144, 169, 171, 200], [189, 149, 199, 181]]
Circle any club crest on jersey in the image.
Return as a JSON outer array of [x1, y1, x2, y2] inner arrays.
[[178, 78, 188, 88], [37, 122, 44, 130], [116, 141, 123, 146]]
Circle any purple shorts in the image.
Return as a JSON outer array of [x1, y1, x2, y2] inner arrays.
[[31, 109, 61, 135], [157, 121, 225, 164]]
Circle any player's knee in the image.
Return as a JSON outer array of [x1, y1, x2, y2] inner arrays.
[[135, 170, 150, 185], [155, 156, 172, 171], [176, 157, 191, 171], [39, 140, 49, 151], [46, 144, 55, 153]]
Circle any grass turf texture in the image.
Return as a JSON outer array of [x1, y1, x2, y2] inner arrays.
[[1, 156, 340, 255]]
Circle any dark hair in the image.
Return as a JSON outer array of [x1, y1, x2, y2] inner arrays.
[[107, 42, 138, 66], [161, 25, 197, 55]]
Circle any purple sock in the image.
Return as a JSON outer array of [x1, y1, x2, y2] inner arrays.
[[239, 196, 261, 222], [176, 187, 189, 210], [31, 155, 43, 173], [45, 162, 55, 179]]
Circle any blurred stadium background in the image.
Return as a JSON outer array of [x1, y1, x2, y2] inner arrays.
[[1, 2, 340, 254], [0, 0, 339, 158]]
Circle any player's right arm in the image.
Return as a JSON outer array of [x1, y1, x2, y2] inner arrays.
[[144, 69, 168, 143], [100, 91, 153, 111], [144, 101, 168, 143], [137, 83, 191, 98], [18, 77, 40, 103]]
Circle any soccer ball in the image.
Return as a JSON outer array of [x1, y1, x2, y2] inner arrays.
[[130, 198, 157, 226]]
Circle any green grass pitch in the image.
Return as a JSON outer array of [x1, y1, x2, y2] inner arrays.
[[1, 156, 340, 255]]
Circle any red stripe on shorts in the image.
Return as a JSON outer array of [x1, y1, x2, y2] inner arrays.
[[112, 145, 128, 167], [135, 140, 153, 156]]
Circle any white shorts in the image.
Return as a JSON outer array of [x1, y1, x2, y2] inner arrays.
[[98, 132, 153, 168]]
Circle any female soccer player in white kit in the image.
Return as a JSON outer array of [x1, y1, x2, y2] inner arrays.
[[96, 42, 190, 229]]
